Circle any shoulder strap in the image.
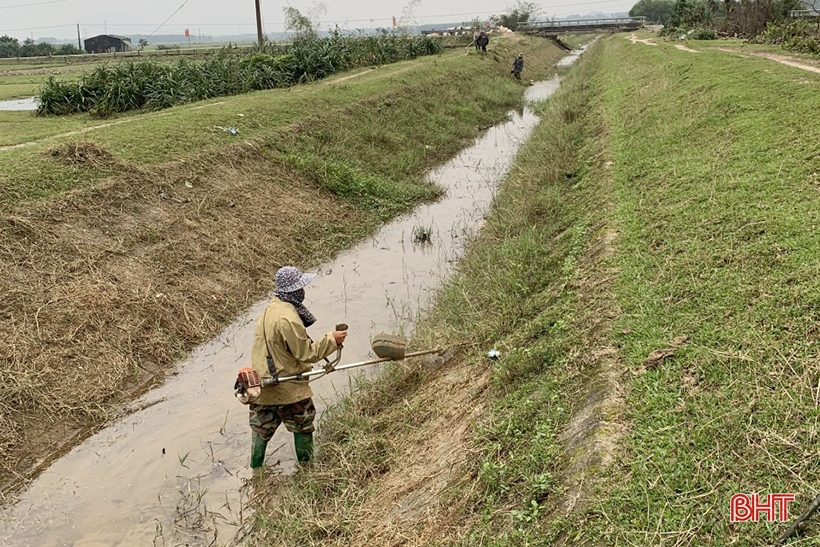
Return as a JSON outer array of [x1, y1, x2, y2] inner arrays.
[[262, 307, 279, 384]]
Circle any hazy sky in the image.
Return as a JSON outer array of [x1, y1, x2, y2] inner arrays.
[[1, 0, 636, 41]]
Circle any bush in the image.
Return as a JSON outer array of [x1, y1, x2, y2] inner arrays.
[[753, 20, 820, 53], [37, 35, 443, 116], [690, 27, 717, 39]]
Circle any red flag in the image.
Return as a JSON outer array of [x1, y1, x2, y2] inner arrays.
[[392, 16, 397, 27], [184, 28, 190, 37]]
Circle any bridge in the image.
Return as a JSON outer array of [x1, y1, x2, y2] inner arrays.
[[519, 17, 646, 36]]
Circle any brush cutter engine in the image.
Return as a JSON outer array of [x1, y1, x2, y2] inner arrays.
[[234, 367, 262, 405]]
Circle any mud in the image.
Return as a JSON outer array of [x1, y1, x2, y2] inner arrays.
[[0, 68, 570, 546]]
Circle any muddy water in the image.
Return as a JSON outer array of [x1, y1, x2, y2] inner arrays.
[[0, 97, 38, 111], [1, 51, 582, 547]]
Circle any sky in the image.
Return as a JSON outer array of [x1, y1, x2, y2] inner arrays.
[[0, 0, 637, 41]]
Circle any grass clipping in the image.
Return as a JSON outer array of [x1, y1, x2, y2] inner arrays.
[[0, 141, 365, 490]]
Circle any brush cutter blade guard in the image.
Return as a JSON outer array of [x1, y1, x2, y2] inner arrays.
[[371, 333, 408, 360], [234, 367, 262, 405]]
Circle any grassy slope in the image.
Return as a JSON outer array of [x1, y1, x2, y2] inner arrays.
[[0, 35, 564, 493], [567, 36, 820, 546], [0, 42, 540, 208], [251, 35, 820, 547]]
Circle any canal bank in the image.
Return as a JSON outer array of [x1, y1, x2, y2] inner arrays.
[[1, 41, 579, 547]]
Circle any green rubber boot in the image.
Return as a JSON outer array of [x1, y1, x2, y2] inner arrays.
[[293, 432, 314, 463], [250, 432, 268, 469]]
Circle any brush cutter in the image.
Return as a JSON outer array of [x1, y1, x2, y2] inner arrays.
[[234, 331, 444, 404]]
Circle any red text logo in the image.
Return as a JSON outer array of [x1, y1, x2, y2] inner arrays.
[[730, 494, 795, 522]]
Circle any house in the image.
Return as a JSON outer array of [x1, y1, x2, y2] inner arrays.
[[83, 35, 132, 54], [791, 0, 819, 16]]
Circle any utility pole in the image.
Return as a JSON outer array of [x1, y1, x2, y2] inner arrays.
[[255, 0, 264, 48], [77, 23, 82, 51]]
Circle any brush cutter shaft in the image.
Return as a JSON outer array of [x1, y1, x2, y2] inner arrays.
[[262, 347, 442, 385]]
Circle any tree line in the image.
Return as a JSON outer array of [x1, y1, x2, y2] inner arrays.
[[0, 35, 83, 58], [630, 0, 809, 34]]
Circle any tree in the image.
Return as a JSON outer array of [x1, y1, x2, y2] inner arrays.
[[55, 43, 81, 55], [666, 0, 716, 28], [630, 0, 676, 23], [491, 1, 541, 31], [283, 2, 327, 40], [284, 6, 317, 39], [34, 41, 53, 56], [398, 0, 422, 31], [0, 35, 20, 58], [138, 38, 149, 50], [18, 37, 36, 56]]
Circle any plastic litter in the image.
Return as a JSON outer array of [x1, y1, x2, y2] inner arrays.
[[487, 349, 500, 360], [215, 125, 239, 135]]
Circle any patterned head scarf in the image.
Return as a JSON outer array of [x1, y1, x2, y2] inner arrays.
[[274, 266, 317, 327]]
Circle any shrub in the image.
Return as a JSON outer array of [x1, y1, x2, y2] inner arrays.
[[690, 27, 717, 39], [37, 35, 443, 116]]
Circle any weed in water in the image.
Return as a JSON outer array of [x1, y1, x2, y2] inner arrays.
[[411, 223, 433, 244]]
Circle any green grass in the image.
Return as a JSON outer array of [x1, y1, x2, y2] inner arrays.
[[35, 36, 443, 116], [0, 37, 554, 212], [0, 110, 94, 145], [560, 35, 820, 546], [244, 34, 820, 546]]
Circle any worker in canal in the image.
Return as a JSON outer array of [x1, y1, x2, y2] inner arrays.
[[476, 30, 489, 54], [248, 265, 348, 475], [511, 53, 524, 80]]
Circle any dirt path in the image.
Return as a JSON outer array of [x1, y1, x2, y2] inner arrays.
[[675, 44, 700, 53], [715, 47, 820, 74], [320, 64, 414, 87], [626, 33, 658, 46], [0, 101, 226, 152], [0, 66, 84, 77]]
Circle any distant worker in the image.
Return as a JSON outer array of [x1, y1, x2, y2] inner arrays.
[[476, 31, 489, 54], [511, 53, 524, 80], [247, 266, 348, 476], [473, 27, 481, 51]]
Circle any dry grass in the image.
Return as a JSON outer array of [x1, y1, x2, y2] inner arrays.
[[46, 141, 120, 169], [247, 348, 489, 547], [0, 140, 366, 492]]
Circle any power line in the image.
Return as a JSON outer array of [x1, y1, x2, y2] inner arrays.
[[1, 0, 635, 36], [145, 0, 193, 39], [0, 0, 67, 9], [0, 23, 75, 32]]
